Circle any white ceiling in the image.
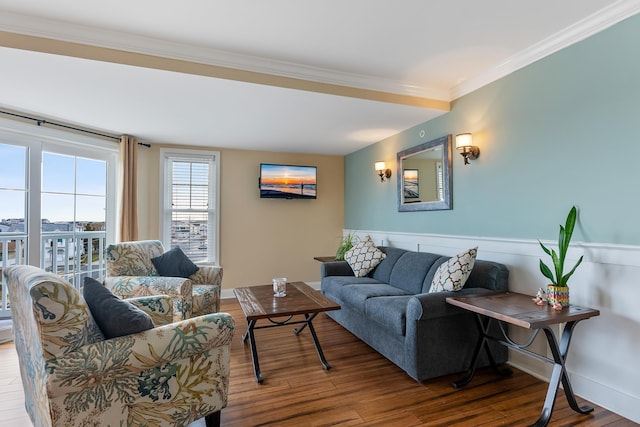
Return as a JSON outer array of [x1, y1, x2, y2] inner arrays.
[[0, 0, 637, 155]]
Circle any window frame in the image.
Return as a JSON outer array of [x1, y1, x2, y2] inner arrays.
[[159, 148, 220, 265], [0, 117, 117, 315], [0, 117, 118, 263]]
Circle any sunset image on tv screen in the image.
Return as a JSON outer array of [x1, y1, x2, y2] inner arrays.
[[260, 164, 317, 199]]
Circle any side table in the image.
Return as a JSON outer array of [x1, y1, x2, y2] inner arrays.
[[446, 291, 600, 427], [313, 256, 338, 263]]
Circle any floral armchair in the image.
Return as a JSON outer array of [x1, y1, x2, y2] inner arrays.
[[105, 240, 222, 322], [4, 264, 234, 427]]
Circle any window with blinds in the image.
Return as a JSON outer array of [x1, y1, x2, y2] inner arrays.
[[160, 149, 219, 264], [436, 162, 444, 201]]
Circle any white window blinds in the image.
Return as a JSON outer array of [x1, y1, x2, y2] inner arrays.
[[161, 149, 219, 264]]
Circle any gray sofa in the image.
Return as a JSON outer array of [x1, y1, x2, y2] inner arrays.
[[320, 246, 509, 382]]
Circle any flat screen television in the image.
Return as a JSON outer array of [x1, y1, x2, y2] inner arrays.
[[259, 163, 317, 199]]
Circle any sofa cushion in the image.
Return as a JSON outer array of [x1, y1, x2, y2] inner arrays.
[[428, 247, 478, 292], [344, 236, 386, 277], [370, 247, 407, 282], [366, 295, 413, 336], [151, 246, 199, 278], [340, 283, 412, 312], [322, 276, 382, 303], [388, 251, 442, 294], [83, 277, 154, 339]]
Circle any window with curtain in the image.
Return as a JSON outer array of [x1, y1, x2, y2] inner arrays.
[[160, 148, 219, 264]]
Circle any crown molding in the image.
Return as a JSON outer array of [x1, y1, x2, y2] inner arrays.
[[450, 0, 640, 100], [2, 3, 638, 106], [0, 12, 449, 101]]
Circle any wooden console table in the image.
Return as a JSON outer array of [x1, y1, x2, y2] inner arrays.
[[446, 291, 600, 427], [313, 256, 338, 263]]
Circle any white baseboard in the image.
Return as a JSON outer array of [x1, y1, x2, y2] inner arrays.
[[568, 372, 640, 423]]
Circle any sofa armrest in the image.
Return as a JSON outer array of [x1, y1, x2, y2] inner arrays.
[[407, 288, 500, 321], [46, 312, 235, 397], [320, 261, 354, 278], [128, 295, 173, 326]]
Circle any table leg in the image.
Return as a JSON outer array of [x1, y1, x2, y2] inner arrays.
[[243, 319, 263, 383], [295, 313, 331, 370], [530, 322, 593, 427], [452, 314, 512, 388]]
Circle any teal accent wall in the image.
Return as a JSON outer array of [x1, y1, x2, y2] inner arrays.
[[345, 13, 640, 245]]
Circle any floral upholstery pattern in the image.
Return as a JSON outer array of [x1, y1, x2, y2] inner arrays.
[[4, 264, 234, 427], [128, 294, 173, 326], [105, 240, 222, 321]]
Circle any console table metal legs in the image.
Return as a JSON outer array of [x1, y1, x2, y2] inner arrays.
[[537, 322, 594, 426], [241, 313, 331, 383], [454, 314, 593, 427], [452, 315, 512, 388]]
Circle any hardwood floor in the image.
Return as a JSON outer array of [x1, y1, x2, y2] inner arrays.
[[0, 298, 635, 426]]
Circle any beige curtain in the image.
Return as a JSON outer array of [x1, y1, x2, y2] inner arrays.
[[119, 135, 138, 242]]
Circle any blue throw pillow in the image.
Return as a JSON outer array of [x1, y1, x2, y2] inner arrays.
[[151, 246, 199, 278], [83, 277, 154, 339]]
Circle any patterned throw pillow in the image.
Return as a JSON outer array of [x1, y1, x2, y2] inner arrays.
[[429, 247, 478, 293], [343, 236, 386, 277]]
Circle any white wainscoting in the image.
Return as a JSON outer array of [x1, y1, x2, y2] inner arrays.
[[345, 229, 640, 423]]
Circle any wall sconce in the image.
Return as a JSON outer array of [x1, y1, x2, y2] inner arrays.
[[374, 161, 392, 182], [455, 133, 480, 165]]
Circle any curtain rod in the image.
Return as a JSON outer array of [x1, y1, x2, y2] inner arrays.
[[0, 109, 151, 147]]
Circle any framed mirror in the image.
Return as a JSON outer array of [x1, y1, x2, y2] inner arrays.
[[397, 134, 452, 211]]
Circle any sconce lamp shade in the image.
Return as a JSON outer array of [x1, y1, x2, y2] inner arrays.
[[374, 161, 392, 182], [455, 133, 479, 165], [455, 133, 473, 149]]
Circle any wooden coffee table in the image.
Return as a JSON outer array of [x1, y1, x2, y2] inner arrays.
[[233, 281, 340, 383], [446, 291, 600, 427]]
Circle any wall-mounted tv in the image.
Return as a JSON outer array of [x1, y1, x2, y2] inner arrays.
[[259, 163, 317, 199]]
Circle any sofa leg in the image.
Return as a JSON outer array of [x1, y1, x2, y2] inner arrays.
[[205, 411, 221, 427]]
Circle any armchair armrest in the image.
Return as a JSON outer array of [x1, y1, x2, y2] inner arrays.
[[46, 312, 235, 397], [128, 295, 173, 326], [190, 265, 222, 286], [407, 288, 498, 321], [320, 261, 354, 278], [104, 276, 192, 299]]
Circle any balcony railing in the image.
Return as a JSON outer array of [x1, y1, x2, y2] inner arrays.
[[0, 231, 106, 319], [0, 235, 26, 319]]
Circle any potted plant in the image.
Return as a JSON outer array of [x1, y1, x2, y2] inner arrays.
[[539, 205, 584, 308], [335, 231, 358, 261]]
